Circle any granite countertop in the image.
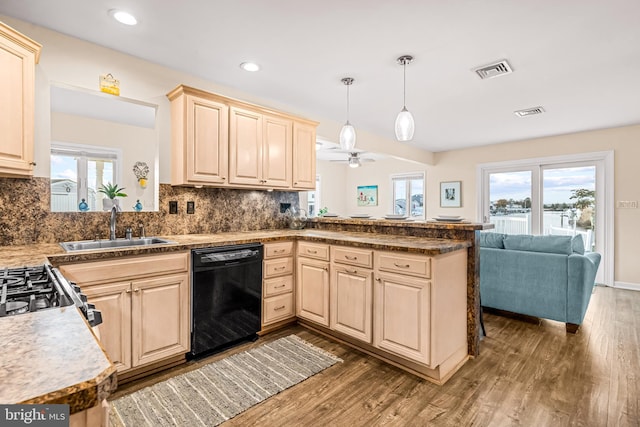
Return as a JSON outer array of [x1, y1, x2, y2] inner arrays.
[[308, 217, 494, 231], [0, 307, 117, 412], [0, 226, 473, 409]]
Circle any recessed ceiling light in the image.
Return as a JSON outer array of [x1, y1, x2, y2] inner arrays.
[[109, 9, 138, 26], [239, 62, 260, 72]]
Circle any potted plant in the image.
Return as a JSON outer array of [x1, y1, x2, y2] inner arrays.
[[99, 182, 127, 211]]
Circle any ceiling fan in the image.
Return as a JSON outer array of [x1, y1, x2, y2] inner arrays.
[[330, 152, 375, 168]]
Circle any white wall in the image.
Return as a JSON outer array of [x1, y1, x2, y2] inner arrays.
[[317, 157, 430, 218], [430, 125, 640, 286]]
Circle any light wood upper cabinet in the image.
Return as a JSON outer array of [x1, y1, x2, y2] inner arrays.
[[262, 114, 292, 188], [292, 121, 317, 190], [229, 108, 292, 188], [168, 86, 229, 185], [0, 22, 41, 178], [167, 84, 315, 191]]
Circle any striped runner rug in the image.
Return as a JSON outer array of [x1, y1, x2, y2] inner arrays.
[[109, 335, 342, 426]]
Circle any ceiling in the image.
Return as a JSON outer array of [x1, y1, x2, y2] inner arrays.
[[2, 0, 640, 153]]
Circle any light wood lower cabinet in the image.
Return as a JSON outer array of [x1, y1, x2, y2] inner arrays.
[[296, 243, 330, 326], [330, 264, 373, 343], [296, 244, 468, 384], [373, 272, 431, 364], [262, 242, 295, 329], [59, 252, 190, 374]]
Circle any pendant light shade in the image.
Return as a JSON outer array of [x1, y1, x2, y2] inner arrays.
[[395, 55, 415, 142], [339, 77, 356, 150]]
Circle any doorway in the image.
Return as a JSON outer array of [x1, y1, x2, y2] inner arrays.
[[478, 151, 613, 285]]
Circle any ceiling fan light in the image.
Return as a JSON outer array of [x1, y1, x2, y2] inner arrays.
[[339, 121, 356, 150], [395, 107, 415, 142], [348, 156, 361, 168]]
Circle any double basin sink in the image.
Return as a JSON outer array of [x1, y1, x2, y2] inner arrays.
[[60, 237, 176, 252]]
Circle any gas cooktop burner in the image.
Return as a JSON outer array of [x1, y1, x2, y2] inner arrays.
[[5, 301, 29, 315]]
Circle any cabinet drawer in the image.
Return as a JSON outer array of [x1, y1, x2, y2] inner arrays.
[[297, 242, 330, 261], [264, 275, 293, 297], [376, 251, 431, 278], [60, 252, 189, 285], [263, 257, 293, 278], [263, 293, 294, 325], [332, 246, 373, 268], [264, 241, 294, 259]]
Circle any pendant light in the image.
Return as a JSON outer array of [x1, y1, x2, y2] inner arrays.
[[339, 77, 356, 150], [395, 55, 415, 142]]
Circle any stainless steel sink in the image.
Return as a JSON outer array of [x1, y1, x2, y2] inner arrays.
[[60, 237, 176, 252]]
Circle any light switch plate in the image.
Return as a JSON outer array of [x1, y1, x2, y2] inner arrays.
[[169, 201, 178, 214], [187, 201, 195, 214]]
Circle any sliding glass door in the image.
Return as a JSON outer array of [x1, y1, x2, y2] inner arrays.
[[479, 152, 612, 285]]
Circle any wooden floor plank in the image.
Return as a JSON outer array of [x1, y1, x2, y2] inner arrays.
[[110, 286, 640, 427]]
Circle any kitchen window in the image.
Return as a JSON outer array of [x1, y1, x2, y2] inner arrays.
[[392, 173, 425, 219], [306, 175, 321, 217], [50, 142, 121, 212]]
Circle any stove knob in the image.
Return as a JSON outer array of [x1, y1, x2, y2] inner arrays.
[[78, 293, 88, 303], [87, 303, 96, 310], [90, 310, 103, 327], [73, 284, 82, 293]]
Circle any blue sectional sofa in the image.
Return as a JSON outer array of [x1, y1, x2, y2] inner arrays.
[[479, 233, 601, 333]]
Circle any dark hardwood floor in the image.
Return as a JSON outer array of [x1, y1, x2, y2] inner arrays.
[[111, 285, 640, 426]]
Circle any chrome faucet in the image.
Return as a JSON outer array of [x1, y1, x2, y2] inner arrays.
[[109, 205, 118, 240]]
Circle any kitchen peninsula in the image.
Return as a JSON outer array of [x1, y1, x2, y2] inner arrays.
[[1, 219, 490, 411]]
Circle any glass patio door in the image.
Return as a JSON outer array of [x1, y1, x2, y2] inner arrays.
[[480, 154, 610, 285]]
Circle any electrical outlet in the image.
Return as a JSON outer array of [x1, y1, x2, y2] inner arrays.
[[280, 203, 291, 213], [631, 201, 639, 209], [169, 201, 178, 214], [187, 201, 195, 214], [617, 201, 638, 208]]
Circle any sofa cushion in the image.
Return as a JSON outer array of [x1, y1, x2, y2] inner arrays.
[[572, 234, 585, 254], [503, 234, 573, 255], [479, 232, 506, 248]]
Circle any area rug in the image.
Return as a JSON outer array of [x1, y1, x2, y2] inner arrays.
[[109, 335, 342, 426]]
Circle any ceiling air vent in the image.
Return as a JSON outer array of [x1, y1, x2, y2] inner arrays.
[[514, 107, 545, 117], [474, 59, 513, 79]]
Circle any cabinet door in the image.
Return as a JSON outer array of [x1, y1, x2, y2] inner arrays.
[[185, 95, 229, 184], [331, 265, 373, 343], [83, 281, 132, 372], [292, 121, 316, 190], [296, 257, 330, 326], [0, 24, 39, 177], [229, 106, 262, 185], [131, 273, 190, 367], [374, 272, 432, 366], [262, 115, 292, 188]]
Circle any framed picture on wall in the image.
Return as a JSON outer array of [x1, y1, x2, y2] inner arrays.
[[440, 181, 461, 208], [357, 185, 378, 206]]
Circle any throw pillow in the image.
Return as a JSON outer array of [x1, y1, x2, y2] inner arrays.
[[572, 234, 585, 254], [503, 234, 573, 255], [479, 232, 506, 248]]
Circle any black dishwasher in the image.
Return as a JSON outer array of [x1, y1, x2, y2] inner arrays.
[[190, 243, 263, 358]]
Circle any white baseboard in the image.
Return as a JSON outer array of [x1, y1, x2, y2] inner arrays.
[[614, 281, 640, 292]]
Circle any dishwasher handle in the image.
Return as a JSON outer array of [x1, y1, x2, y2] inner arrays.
[[199, 249, 260, 264]]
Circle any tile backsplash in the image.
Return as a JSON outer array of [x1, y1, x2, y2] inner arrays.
[[0, 177, 298, 246]]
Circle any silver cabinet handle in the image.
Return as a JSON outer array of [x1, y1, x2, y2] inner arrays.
[[394, 263, 410, 268]]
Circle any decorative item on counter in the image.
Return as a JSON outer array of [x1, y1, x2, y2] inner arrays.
[[133, 161, 150, 188], [78, 198, 89, 212], [98, 182, 127, 211], [99, 73, 120, 96], [318, 207, 329, 216], [285, 207, 308, 229], [133, 200, 143, 212]]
